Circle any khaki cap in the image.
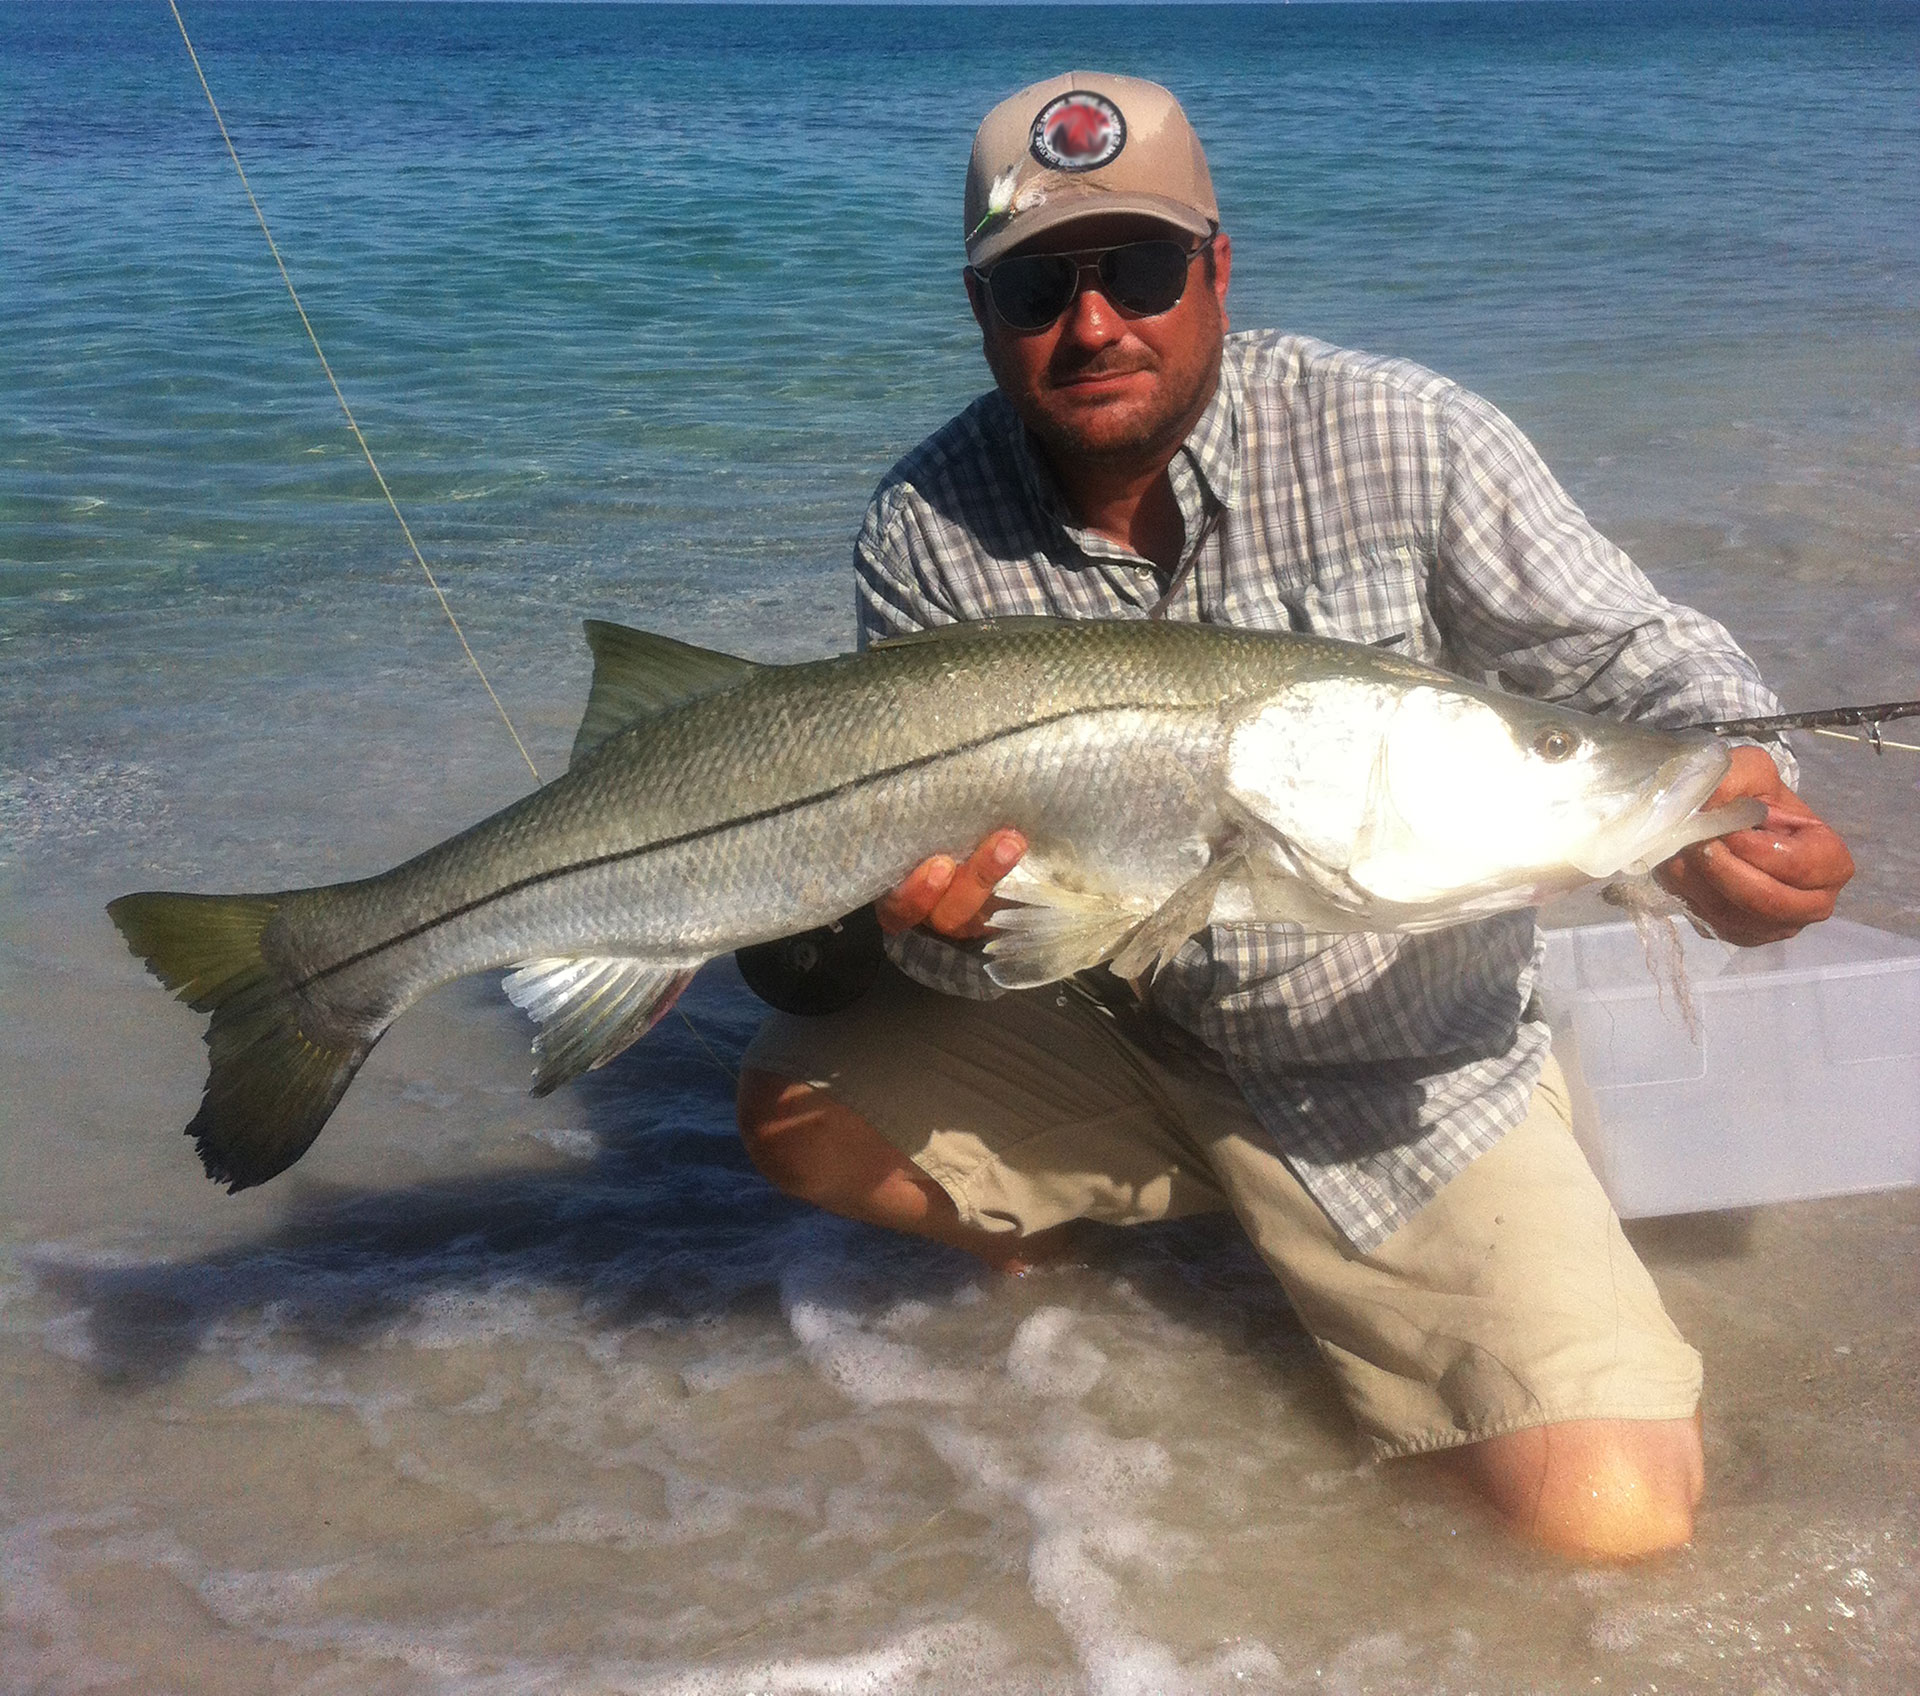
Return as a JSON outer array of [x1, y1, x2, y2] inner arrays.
[[963, 72, 1218, 268]]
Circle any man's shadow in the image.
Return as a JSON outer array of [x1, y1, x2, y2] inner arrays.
[[35, 963, 1337, 1434]]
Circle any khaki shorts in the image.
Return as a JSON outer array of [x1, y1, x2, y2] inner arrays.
[[743, 968, 1702, 1459]]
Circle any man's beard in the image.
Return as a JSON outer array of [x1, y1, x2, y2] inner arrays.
[[1011, 338, 1223, 471]]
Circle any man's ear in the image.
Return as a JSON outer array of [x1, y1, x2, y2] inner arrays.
[[1210, 230, 1232, 334], [963, 267, 992, 334]]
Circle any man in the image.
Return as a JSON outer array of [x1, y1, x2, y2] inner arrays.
[[735, 74, 1854, 1561]]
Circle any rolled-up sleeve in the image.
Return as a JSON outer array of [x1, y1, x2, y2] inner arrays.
[[855, 482, 960, 650], [1431, 386, 1796, 784]]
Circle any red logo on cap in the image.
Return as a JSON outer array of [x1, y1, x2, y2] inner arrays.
[[1030, 92, 1126, 173]]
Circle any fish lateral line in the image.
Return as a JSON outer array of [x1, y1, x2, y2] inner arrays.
[[294, 696, 1217, 992]]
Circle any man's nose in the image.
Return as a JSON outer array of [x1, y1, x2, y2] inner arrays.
[[1055, 269, 1124, 344]]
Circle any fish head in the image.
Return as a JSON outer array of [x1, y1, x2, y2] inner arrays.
[[1227, 675, 1745, 916]]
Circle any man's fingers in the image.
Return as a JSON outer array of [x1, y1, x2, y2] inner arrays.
[[1652, 865, 1795, 947], [875, 831, 1029, 940], [1658, 748, 1855, 945], [926, 830, 1027, 939], [1714, 816, 1856, 894], [1660, 837, 1841, 943], [1695, 838, 1842, 922], [875, 856, 956, 936]]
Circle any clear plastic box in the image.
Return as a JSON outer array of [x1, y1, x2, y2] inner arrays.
[[1540, 918, 1920, 1218]]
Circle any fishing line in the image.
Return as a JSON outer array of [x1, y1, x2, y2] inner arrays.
[[166, 6, 764, 1081], [167, 0, 542, 785]]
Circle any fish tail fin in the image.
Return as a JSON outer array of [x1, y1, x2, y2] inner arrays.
[[107, 891, 373, 1190]]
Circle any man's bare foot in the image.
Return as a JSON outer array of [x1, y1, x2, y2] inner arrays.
[[974, 1220, 1086, 1275]]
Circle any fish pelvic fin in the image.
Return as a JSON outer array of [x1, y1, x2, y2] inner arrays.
[[982, 861, 1152, 989], [983, 848, 1238, 991], [106, 891, 373, 1191], [503, 955, 702, 1094], [570, 622, 764, 766], [983, 895, 1145, 991]]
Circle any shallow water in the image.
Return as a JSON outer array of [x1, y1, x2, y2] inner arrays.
[[4, 3, 1918, 1691]]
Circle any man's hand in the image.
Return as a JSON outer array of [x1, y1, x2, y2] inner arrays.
[[876, 830, 1027, 939], [1656, 745, 1854, 946]]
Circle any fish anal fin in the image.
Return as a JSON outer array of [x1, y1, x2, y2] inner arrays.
[[571, 622, 763, 767], [503, 955, 702, 1094]]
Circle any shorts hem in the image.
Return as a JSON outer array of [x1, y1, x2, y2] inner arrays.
[[1366, 1399, 1704, 1463]]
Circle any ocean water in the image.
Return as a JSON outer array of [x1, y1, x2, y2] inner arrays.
[[3, 2, 1918, 1691]]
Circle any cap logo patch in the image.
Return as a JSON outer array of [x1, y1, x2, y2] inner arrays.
[[1030, 91, 1126, 173]]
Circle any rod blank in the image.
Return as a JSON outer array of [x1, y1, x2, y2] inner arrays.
[[1701, 700, 1920, 738]]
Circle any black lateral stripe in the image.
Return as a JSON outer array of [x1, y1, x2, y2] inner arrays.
[[299, 701, 1129, 989]]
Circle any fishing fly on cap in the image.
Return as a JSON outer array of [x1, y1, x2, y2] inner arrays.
[[963, 72, 1219, 267]]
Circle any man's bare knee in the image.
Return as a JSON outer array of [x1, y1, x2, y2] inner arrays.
[[1435, 1414, 1703, 1562], [735, 1066, 840, 1200], [736, 1065, 950, 1214]]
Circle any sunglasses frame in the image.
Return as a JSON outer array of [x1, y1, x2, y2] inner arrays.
[[970, 233, 1217, 334]]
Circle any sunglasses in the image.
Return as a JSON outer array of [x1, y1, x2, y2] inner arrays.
[[972, 235, 1213, 334]]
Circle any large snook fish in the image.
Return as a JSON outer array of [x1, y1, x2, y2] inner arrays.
[[110, 616, 1762, 1190]]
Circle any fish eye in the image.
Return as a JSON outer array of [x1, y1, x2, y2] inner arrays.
[[1533, 727, 1580, 763]]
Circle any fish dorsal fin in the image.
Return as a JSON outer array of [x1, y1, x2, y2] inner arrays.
[[868, 615, 1069, 651], [571, 621, 763, 766], [502, 955, 702, 1093]]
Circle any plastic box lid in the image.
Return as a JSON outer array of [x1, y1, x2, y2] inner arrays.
[[1540, 918, 1920, 1218]]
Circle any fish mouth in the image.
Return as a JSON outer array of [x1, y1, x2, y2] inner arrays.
[[1570, 737, 1738, 878]]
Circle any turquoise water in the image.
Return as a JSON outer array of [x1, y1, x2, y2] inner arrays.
[[6, 1, 1917, 638], [3, 5, 1918, 1692]]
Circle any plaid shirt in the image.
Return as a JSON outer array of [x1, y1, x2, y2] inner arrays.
[[855, 331, 1788, 1249]]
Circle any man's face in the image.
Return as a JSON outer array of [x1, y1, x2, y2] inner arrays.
[[965, 213, 1232, 472]]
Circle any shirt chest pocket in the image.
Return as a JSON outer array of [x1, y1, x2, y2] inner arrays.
[[1292, 547, 1441, 665]]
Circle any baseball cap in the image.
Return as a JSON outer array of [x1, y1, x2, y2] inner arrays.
[[963, 72, 1218, 269]]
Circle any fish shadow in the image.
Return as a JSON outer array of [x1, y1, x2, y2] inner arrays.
[[37, 964, 1331, 1431]]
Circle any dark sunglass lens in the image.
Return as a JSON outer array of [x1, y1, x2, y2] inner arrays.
[[1099, 241, 1192, 316], [988, 254, 1078, 331]]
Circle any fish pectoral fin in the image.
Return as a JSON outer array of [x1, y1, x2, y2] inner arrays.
[[502, 955, 702, 1094], [1214, 799, 1360, 929], [1107, 850, 1243, 983], [570, 622, 764, 766], [981, 880, 1150, 991]]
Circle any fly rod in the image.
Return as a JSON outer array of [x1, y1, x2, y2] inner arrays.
[[1701, 700, 1920, 755]]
